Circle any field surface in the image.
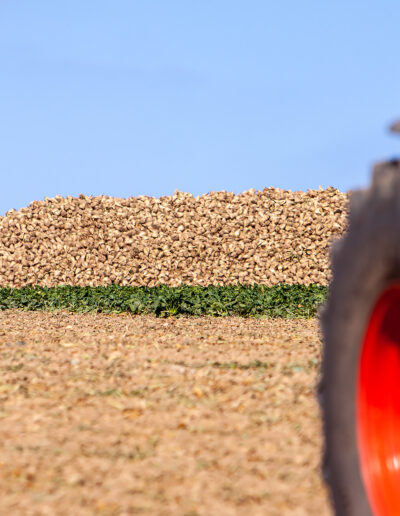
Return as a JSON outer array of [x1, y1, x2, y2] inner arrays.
[[0, 311, 331, 516]]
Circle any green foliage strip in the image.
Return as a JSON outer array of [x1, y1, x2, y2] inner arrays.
[[0, 284, 327, 318]]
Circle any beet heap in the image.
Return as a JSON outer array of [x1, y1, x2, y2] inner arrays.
[[0, 187, 348, 288]]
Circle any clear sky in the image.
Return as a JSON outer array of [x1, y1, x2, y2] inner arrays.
[[1, 1, 399, 216]]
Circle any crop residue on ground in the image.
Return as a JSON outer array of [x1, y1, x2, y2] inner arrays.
[[0, 310, 330, 516]]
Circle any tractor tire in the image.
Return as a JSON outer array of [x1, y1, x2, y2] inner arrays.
[[319, 159, 400, 516]]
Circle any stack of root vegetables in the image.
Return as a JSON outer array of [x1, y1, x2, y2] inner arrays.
[[0, 187, 348, 288]]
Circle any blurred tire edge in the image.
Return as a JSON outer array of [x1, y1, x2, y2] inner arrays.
[[318, 158, 400, 516]]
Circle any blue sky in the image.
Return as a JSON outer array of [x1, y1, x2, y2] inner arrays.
[[1, 1, 399, 216]]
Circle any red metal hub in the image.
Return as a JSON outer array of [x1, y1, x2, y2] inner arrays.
[[357, 283, 400, 515]]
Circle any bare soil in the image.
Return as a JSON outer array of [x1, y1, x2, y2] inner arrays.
[[0, 311, 331, 516]]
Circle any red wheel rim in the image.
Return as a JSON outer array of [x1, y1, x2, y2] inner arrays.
[[357, 283, 400, 516]]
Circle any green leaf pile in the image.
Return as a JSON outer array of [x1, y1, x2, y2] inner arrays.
[[0, 284, 327, 318]]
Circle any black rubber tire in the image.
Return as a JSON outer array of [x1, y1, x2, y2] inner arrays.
[[318, 159, 400, 516]]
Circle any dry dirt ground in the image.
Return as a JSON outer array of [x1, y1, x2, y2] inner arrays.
[[0, 311, 331, 516]]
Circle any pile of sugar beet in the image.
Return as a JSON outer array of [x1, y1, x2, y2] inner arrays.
[[0, 187, 348, 288]]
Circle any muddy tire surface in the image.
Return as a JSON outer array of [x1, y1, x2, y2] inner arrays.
[[319, 160, 400, 516], [0, 310, 329, 515]]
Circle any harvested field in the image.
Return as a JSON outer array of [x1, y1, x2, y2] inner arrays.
[[0, 187, 348, 288], [0, 310, 330, 516]]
